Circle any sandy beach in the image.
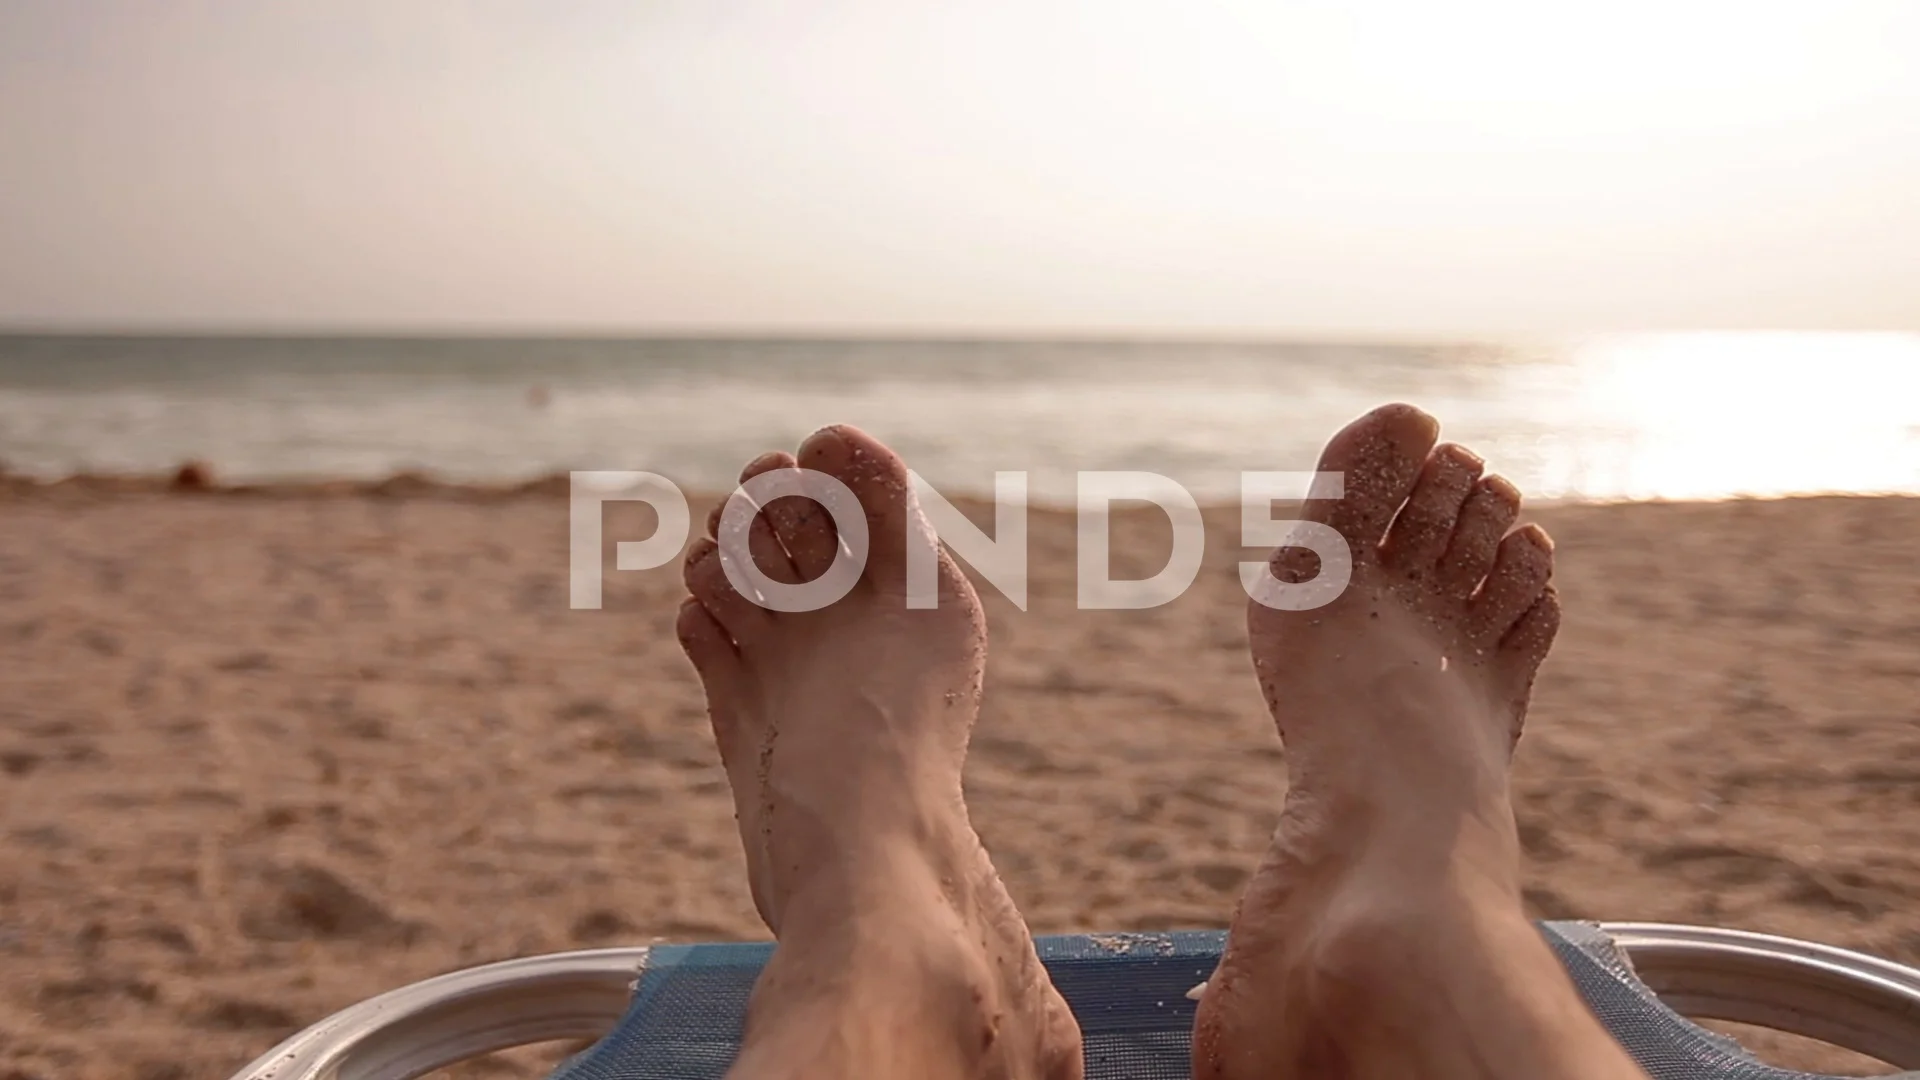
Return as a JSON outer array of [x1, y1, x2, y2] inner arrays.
[[2, 482, 1917, 1079]]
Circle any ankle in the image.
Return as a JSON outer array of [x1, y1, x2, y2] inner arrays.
[[746, 895, 1022, 1073], [770, 817, 973, 916], [1280, 788, 1521, 891]]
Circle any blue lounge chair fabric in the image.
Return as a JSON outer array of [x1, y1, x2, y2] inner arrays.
[[546, 921, 1920, 1080]]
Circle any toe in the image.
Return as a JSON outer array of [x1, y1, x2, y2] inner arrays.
[[1379, 442, 1484, 576], [796, 424, 917, 590], [761, 466, 842, 582], [675, 594, 739, 665], [1468, 524, 1553, 641], [1300, 403, 1440, 555], [743, 450, 832, 583], [1498, 585, 1561, 733], [743, 451, 796, 475], [682, 536, 772, 642], [727, 452, 802, 586], [767, 493, 839, 581], [676, 596, 740, 696], [1435, 475, 1522, 594], [675, 598, 755, 772], [1501, 584, 1562, 669]]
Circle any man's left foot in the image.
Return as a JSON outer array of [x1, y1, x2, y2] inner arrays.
[[1193, 404, 1646, 1080]]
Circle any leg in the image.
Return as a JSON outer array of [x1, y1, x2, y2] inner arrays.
[[678, 427, 1083, 1080], [1193, 404, 1651, 1080]]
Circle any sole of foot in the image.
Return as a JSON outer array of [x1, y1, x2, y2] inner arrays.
[[1194, 404, 1647, 1080], [679, 425, 1082, 1080]]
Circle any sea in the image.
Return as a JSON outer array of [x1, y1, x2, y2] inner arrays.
[[2, 332, 1918, 504]]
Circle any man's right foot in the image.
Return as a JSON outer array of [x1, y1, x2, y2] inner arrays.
[[1193, 404, 1649, 1080], [679, 425, 1082, 1080]]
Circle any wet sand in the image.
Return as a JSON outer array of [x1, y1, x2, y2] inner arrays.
[[2, 484, 1917, 1079]]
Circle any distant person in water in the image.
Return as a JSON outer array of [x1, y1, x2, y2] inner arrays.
[[673, 405, 1653, 1080]]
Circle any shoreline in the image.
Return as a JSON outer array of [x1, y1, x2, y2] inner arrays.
[[6, 465, 1917, 512]]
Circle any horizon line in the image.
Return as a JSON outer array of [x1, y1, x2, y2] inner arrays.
[[2, 323, 1899, 348]]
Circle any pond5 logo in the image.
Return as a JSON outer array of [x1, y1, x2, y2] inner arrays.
[[569, 470, 1352, 612]]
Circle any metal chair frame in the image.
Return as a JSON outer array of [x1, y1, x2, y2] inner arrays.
[[228, 923, 1920, 1080]]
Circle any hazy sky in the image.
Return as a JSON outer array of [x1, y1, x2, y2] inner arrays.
[[3, 1, 1917, 336]]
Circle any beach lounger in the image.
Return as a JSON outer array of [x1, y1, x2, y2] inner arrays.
[[228, 922, 1920, 1080]]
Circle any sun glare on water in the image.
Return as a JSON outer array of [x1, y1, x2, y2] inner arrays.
[[1539, 333, 1920, 502]]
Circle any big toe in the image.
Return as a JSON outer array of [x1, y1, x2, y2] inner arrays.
[[1312, 404, 1439, 542], [796, 424, 928, 596], [1276, 404, 1438, 582]]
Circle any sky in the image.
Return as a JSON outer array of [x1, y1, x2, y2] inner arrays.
[[2, 1, 1917, 338]]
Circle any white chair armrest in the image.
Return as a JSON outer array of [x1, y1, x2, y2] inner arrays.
[[228, 925, 1920, 1080], [227, 947, 650, 1080]]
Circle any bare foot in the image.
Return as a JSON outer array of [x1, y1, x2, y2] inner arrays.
[[677, 425, 1082, 1080], [1193, 404, 1648, 1080]]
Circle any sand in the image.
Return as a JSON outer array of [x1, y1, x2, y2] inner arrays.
[[2, 483, 1917, 1079]]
